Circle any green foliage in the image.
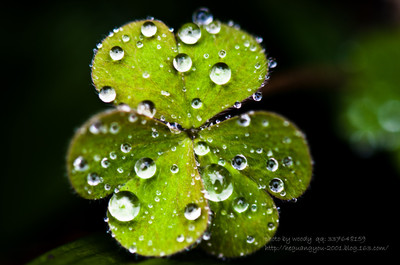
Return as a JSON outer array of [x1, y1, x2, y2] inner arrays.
[[67, 10, 312, 258], [339, 30, 400, 161]]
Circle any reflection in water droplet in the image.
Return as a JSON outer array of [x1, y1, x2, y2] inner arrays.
[[268, 58, 277, 69], [73, 156, 89, 171], [137, 101, 156, 118], [268, 222, 276, 231], [178, 23, 201, 44], [233, 197, 249, 213], [173, 53, 192, 72], [176, 234, 185, 242], [210, 62, 231, 85], [269, 178, 284, 193], [202, 164, 233, 202], [192, 7, 213, 25], [191, 98, 203, 109], [282, 156, 293, 167], [87, 172, 102, 186], [109, 46, 124, 61], [246, 236, 255, 244], [101, 158, 110, 168], [120, 143, 132, 153], [266, 158, 278, 172], [231, 155, 247, 170], [141, 21, 157, 37], [136, 41, 143, 48], [99, 86, 116, 103], [108, 191, 140, 222], [135, 158, 156, 179], [237, 114, 251, 127], [252, 91, 262, 101], [194, 141, 210, 156], [218, 49, 226, 58], [184, 203, 201, 220], [170, 164, 179, 173], [234, 101, 242, 109]]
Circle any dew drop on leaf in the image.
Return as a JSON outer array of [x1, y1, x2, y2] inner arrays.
[[141, 21, 157, 37], [178, 23, 201, 44], [176, 235, 185, 242], [268, 58, 277, 69], [282, 156, 293, 167], [237, 114, 251, 127], [109, 46, 124, 61], [73, 156, 89, 171], [194, 141, 210, 156], [137, 100, 156, 118], [173, 53, 192, 72], [136, 41, 144, 48], [192, 7, 213, 25], [269, 178, 284, 193], [170, 164, 179, 174], [87, 172, 102, 186], [99, 86, 116, 103], [233, 197, 249, 213], [134, 158, 156, 179], [184, 203, 201, 220], [218, 49, 226, 58], [246, 235, 255, 244], [191, 98, 203, 109], [233, 101, 242, 109], [108, 191, 141, 222], [252, 91, 262, 101], [205, 21, 221, 34], [266, 158, 278, 172], [267, 222, 276, 231], [120, 143, 132, 153], [122, 35, 130, 43], [202, 164, 233, 202], [209, 62, 231, 85], [231, 154, 247, 170], [101, 157, 110, 168]]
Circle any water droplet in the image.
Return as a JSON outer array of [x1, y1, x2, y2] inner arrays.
[[136, 41, 143, 48], [267, 222, 276, 231], [202, 231, 211, 240], [202, 164, 233, 202], [73, 156, 89, 171], [378, 100, 400, 132], [98, 86, 116, 103], [192, 7, 213, 25], [122, 35, 130, 42], [87, 172, 102, 186], [268, 58, 277, 69], [266, 158, 278, 172], [282, 156, 293, 167], [120, 143, 132, 153], [173, 53, 192, 72], [246, 236, 255, 244], [104, 183, 111, 190], [237, 114, 251, 127], [205, 20, 221, 34], [191, 98, 203, 109], [142, 71, 150, 79], [269, 178, 284, 193], [141, 21, 157, 37], [209, 62, 231, 85], [137, 101, 156, 118], [109, 46, 124, 61], [231, 155, 247, 170], [218, 49, 226, 58], [233, 197, 249, 213], [128, 114, 138, 123], [233, 101, 242, 109], [151, 131, 159, 138], [176, 235, 185, 242], [194, 141, 210, 156], [184, 203, 201, 220], [108, 191, 140, 222], [109, 122, 120, 134], [134, 158, 156, 179], [128, 246, 137, 253], [252, 91, 262, 101], [170, 164, 179, 174], [178, 23, 201, 44], [101, 158, 110, 168]]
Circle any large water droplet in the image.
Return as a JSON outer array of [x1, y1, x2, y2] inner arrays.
[[122, 35, 130, 42], [209, 62, 231, 85], [101, 158, 110, 168], [231, 154, 247, 170], [192, 7, 213, 25], [108, 191, 140, 222], [184, 203, 201, 220], [73, 156, 89, 171], [173, 53, 192, 72], [121, 143, 132, 153], [87, 172, 102, 186], [269, 178, 284, 193], [202, 164, 233, 202], [178, 23, 201, 44], [141, 21, 157, 37], [205, 20, 221, 34], [233, 197, 249, 213], [191, 98, 203, 109], [109, 46, 124, 61], [98, 86, 116, 103], [137, 101, 156, 118], [194, 141, 210, 156], [237, 114, 251, 127], [135, 158, 156, 179], [252, 91, 263, 101], [266, 158, 278, 172]]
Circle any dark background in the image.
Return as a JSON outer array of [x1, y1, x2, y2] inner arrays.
[[2, 0, 399, 264]]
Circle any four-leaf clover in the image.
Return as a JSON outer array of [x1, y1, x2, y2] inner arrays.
[[67, 9, 312, 258]]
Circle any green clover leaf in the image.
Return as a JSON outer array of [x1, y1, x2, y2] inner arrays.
[[67, 9, 312, 258]]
